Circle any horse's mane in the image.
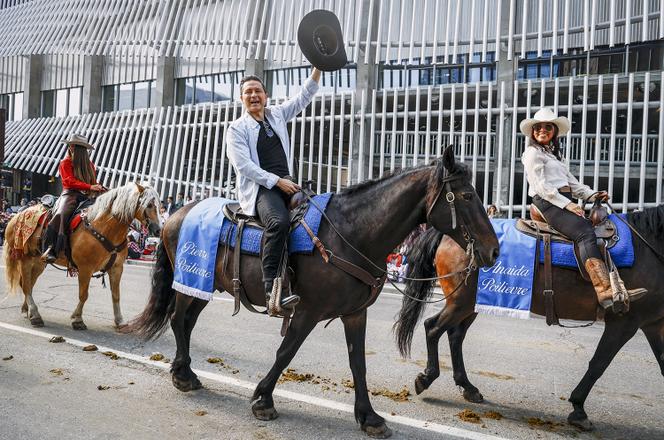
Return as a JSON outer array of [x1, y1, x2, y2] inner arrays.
[[627, 204, 664, 239], [86, 182, 160, 224], [339, 156, 470, 201]]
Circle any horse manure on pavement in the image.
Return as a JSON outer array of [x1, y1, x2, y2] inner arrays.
[[149, 352, 165, 361], [525, 417, 564, 431], [49, 336, 65, 343], [278, 368, 314, 383], [49, 368, 64, 376], [194, 410, 208, 416], [82, 345, 98, 352], [457, 409, 482, 423], [370, 386, 411, 402], [2, 355, 13, 361], [206, 357, 224, 364], [102, 351, 119, 360], [483, 411, 503, 420], [97, 385, 110, 391]]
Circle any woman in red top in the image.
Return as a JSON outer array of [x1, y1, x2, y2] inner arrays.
[[42, 134, 104, 263]]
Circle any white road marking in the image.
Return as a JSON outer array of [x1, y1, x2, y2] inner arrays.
[[0, 320, 506, 440]]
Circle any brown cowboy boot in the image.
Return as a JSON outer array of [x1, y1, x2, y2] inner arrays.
[[584, 258, 614, 310], [585, 258, 648, 312]]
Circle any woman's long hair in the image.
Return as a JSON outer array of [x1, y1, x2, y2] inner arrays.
[[69, 145, 97, 185], [530, 125, 562, 160]]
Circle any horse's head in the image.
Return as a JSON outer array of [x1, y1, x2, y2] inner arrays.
[[132, 183, 162, 236], [425, 146, 499, 268]]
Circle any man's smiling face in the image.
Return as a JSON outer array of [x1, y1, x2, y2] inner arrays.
[[241, 80, 267, 114]]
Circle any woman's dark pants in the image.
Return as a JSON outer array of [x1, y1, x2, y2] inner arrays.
[[44, 190, 87, 257]]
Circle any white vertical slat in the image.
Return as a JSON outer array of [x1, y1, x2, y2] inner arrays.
[[224, 104, 240, 198], [449, 83, 456, 152], [436, 85, 444, 157], [537, 0, 544, 57], [192, 105, 208, 198], [407, 0, 418, 63], [471, 82, 480, 186], [583, 0, 589, 51], [353, 0, 364, 64], [656, 72, 664, 204], [140, 107, 162, 183], [609, 0, 616, 47], [641, 0, 648, 42], [483, 81, 493, 205], [481, 0, 489, 62], [444, 0, 453, 62], [401, 87, 409, 170], [424, 86, 432, 164], [507, 80, 519, 218], [520, 0, 528, 58], [167, 106, 187, 197], [413, 86, 421, 165], [326, 92, 335, 191], [495, 0, 502, 62], [431, 0, 441, 63], [357, 89, 367, 181], [298, 91, 307, 185], [307, 95, 317, 182], [579, 76, 589, 188], [507, 0, 515, 60], [288, 98, 297, 180], [419, 0, 429, 62], [200, 103, 216, 195], [316, 95, 325, 192], [593, 75, 603, 191], [522, 80, 533, 219], [607, 74, 618, 201], [638, 71, 650, 211], [153, 106, 173, 199], [374, 0, 385, 64], [565, 77, 573, 169], [367, 90, 377, 179], [182, 105, 200, 198], [563, 0, 570, 54], [468, 0, 476, 58], [378, 89, 387, 178], [390, 89, 398, 173], [590, 0, 597, 49], [213, 101, 230, 197], [460, 83, 468, 161], [336, 93, 346, 192], [660, 0, 664, 39], [346, 92, 355, 186], [452, 0, 461, 60], [384, 0, 396, 63], [622, 73, 634, 213], [625, 0, 631, 45]]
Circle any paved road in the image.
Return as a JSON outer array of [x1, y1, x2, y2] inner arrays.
[[1, 261, 662, 440]]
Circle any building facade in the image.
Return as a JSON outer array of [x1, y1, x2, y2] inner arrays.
[[0, 0, 662, 216]]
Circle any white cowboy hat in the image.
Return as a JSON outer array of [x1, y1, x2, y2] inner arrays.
[[61, 133, 95, 150], [519, 107, 570, 137]]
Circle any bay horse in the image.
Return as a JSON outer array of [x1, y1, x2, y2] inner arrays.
[[4, 182, 162, 330], [127, 146, 499, 438], [395, 207, 664, 431]]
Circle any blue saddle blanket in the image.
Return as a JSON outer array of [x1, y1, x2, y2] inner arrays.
[[537, 214, 634, 269], [172, 193, 333, 301], [219, 193, 333, 256]]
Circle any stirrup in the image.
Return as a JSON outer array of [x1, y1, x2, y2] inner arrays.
[[41, 247, 57, 264]]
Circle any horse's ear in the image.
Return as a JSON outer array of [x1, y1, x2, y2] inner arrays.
[[442, 145, 456, 172], [136, 183, 145, 193]]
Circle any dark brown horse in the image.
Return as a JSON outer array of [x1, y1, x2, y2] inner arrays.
[[127, 146, 499, 438], [395, 208, 664, 431]]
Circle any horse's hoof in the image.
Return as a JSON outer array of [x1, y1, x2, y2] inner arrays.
[[191, 376, 203, 390], [252, 403, 279, 421], [30, 317, 44, 327], [71, 321, 87, 331], [115, 322, 128, 332], [172, 374, 195, 392], [568, 412, 594, 431], [462, 388, 484, 403], [362, 423, 393, 439], [414, 373, 429, 395]]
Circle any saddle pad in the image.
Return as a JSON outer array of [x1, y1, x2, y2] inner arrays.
[[537, 214, 634, 269], [476, 219, 537, 320], [13, 204, 48, 250], [218, 192, 334, 256], [70, 213, 83, 231]]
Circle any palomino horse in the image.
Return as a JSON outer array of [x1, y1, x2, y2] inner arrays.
[[395, 207, 664, 431], [128, 146, 499, 438], [4, 182, 161, 330]]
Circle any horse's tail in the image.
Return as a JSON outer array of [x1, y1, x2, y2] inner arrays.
[[125, 240, 176, 340], [394, 228, 444, 358], [4, 215, 22, 295]]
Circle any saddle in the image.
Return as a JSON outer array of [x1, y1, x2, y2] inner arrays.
[[223, 182, 316, 326], [515, 200, 617, 326]]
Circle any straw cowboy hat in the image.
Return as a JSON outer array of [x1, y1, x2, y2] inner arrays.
[[297, 9, 347, 72], [519, 107, 570, 137], [61, 133, 95, 150]]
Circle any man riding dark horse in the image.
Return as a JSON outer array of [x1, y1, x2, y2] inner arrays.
[[42, 133, 104, 264], [226, 68, 321, 314]]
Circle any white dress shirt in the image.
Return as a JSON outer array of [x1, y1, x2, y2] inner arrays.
[[226, 78, 319, 216], [521, 143, 596, 209]]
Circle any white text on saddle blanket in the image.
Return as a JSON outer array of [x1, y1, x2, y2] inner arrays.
[[479, 260, 531, 297]]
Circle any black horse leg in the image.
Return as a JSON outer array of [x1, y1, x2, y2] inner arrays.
[[251, 312, 318, 421], [415, 307, 467, 395], [447, 313, 484, 403], [170, 292, 197, 392], [342, 310, 391, 439], [642, 318, 664, 376], [175, 298, 209, 391], [567, 317, 639, 431]]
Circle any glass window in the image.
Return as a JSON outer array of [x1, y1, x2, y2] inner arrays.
[[12, 92, 23, 121], [68, 87, 81, 116], [134, 81, 150, 109], [118, 83, 133, 110], [41, 90, 55, 117], [194, 76, 214, 103], [102, 85, 117, 112], [149, 81, 157, 107], [214, 73, 234, 101], [55, 89, 67, 117]]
